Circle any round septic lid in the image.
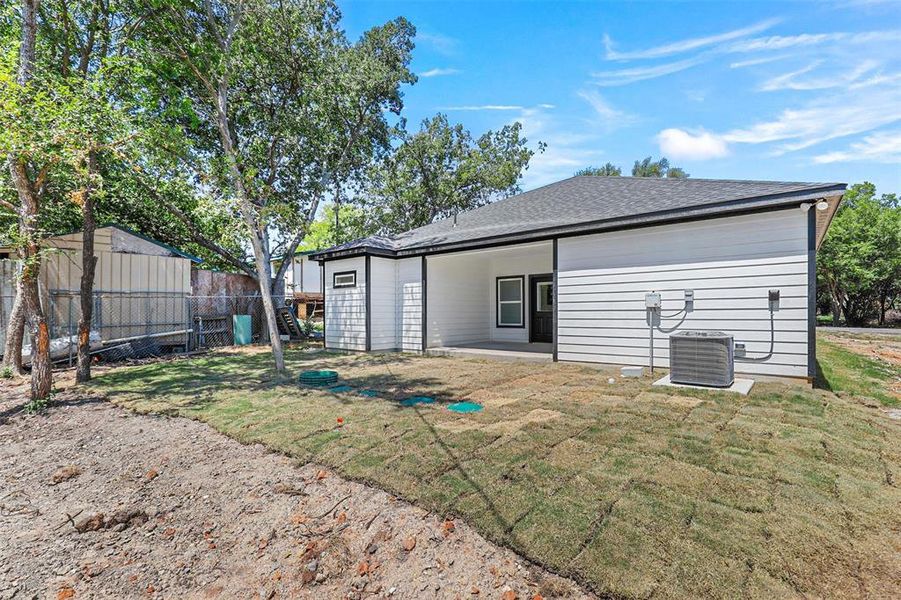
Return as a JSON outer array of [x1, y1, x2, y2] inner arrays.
[[447, 401, 483, 413], [400, 396, 436, 407], [299, 370, 339, 385]]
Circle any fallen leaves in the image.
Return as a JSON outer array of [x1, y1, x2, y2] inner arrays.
[[402, 536, 416, 552], [57, 586, 75, 600], [336, 511, 347, 524], [500, 591, 517, 600], [357, 561, 370, 576], [50, 465, 82, 485], [441, 519, 455, 537], [145, 468, 159, 481], [315, 469, 328, 481]]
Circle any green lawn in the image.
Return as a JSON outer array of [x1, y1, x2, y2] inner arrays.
[[817, 334, 900, 407], [92, 338, 901, 599]]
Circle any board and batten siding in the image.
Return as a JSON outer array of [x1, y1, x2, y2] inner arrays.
[[426, 253, 488, 347], [557, 209, 809, 378], [324, 257, 367, 351], [370, 257, 397, 351], [396, 258, 422, 352], [323, 256, 423, 352]]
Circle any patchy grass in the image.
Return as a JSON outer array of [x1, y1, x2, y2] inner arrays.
[[92, 343, 901, 599], [818, 334, 900, 407]]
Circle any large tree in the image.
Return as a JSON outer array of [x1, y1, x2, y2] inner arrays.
[[631, 156, 688, 179], [1, 0, 54, 398], [818, 182, 900, 326], [138, 0, 415, 373], [361, 114, 541, 234], [575, 162, 621, 177]]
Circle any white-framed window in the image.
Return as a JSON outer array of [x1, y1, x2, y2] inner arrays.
[[496, 275, 524, 328], [333, 270, 357, 288]]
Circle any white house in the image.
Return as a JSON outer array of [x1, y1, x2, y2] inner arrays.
[[309, 177, 845, 381]]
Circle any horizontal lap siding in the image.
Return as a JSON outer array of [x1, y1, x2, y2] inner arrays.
[[557, 209, 809, 378], [370, 258, 397, 350], [396, 258, 422, 352], [427, 253, 488, 347], [325, 257, 366, 351]]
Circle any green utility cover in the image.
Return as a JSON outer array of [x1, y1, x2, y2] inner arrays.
[[233, 315, 252, 345]]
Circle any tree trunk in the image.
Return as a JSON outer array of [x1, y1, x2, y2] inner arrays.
[[2, 275, 25, 375], [9, 0, 51, 400], [76, 152, 98, 382], [213, 80, 285, 373]]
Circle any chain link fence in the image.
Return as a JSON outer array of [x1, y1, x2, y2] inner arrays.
[[12, 291, 286, 366]]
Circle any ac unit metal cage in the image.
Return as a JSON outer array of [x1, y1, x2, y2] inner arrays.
[[669, 331, 735, 387]]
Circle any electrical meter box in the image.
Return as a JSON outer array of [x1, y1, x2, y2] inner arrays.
[[645, 292, 661, 309], [768, 289, 781, 311]]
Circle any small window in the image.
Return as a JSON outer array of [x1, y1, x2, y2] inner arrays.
[[536, 281, 553, 312], [496, 276, 524, 327], [333, 271, 356, 288]]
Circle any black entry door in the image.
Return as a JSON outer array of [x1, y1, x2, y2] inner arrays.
[[529, 274, 554, 343]]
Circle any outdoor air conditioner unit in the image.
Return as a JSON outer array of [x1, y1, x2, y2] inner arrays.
[[669, 331, 734, 387]]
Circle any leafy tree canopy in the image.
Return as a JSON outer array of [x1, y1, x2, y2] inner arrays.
[[361, 113, 542, 234], [574, 156, 688, 179], [818, 182, 900, 326]]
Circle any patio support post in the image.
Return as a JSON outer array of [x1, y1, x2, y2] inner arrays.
[[552, 239, 558, 362], [321, 259, 327, 350], [365, 255, 371, 352], [807, 207, 816, 382], [421, 255, 427, 353]]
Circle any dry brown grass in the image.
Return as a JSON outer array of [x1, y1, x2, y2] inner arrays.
[[93, 340, 901, 599]]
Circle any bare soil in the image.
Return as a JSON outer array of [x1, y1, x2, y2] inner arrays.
[[0, 375, 588, 600]]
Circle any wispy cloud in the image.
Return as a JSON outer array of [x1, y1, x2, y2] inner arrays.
[[760, 59, 880, 91], [726, 29, 901, 53], [657, 128, 730, 160], [419, 67, 461, 78], [577, 89, 636, 127], [729, 55, 790, 69], [417, 32, 459, 56], [722, 86, 901, 152], [603, 18, 780, 60], [813, 129, 901, 164], [592, 55, 708, 86]]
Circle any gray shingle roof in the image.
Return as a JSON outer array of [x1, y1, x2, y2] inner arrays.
[[311, 176, 845, 259]]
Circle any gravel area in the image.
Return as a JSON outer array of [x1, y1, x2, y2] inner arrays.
[[0, 377, 589, 600]]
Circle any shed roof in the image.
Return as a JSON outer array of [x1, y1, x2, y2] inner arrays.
[[310, 176, 845, 260]]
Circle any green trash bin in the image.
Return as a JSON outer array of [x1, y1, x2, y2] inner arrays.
[[233, 314, 252, 345]]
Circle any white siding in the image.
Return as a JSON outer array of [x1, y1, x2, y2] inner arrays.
[[370, 257, 396, 350], [557, 209, 810, 378], [396, 258, 422, 352], [301, 257, 322, 294], [325, 257, 366, 351], [426, 253, 489, 347], [487, 243, 553, 343]]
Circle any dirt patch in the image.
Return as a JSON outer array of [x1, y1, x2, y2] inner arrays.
[[634, 391, 703, 409], [437, 408, 563, 434], [823, 332, 901, 367], [0, 388, 589, 599]]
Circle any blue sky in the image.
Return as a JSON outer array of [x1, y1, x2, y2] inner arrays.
[[340, 0, 901, 194]]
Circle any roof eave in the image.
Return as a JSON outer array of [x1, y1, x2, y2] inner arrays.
[[310, 184, 847, 261]]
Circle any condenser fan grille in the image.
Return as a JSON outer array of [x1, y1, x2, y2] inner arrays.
[[669, 331, 735, 387]]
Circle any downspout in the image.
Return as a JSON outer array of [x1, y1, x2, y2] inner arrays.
[[807, 206, 817, 383], [365, 255, 371, 352], [421, 256, 427, 353]]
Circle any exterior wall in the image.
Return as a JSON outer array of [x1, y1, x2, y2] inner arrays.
[[556, 209, 809, 377], [426, 253, 489, 347], [285, 255, 322, 296], [324, 257, 367, 351], [396, 258, 422, 352], [370, 257, 397, 350], [487, 243, 553, 343]]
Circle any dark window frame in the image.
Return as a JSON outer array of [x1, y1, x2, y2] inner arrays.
[[332, 270, 357, 288], [495, 275, 525, 328]]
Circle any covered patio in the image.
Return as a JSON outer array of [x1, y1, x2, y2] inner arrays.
[[423, 241, 555, 360]]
